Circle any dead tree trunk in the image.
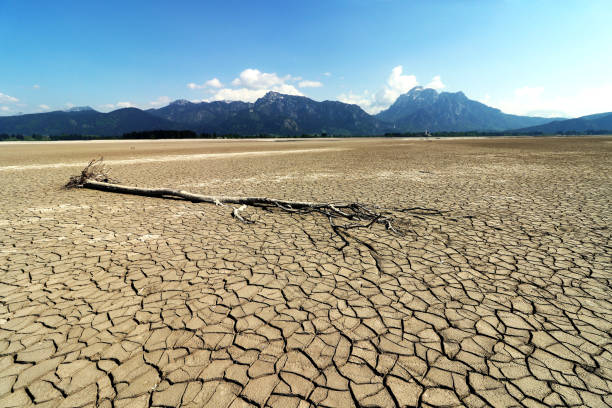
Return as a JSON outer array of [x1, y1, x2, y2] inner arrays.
[[66, 158, 445, 236], [83, 179, 349, 209], [80, 179, 397, 229]]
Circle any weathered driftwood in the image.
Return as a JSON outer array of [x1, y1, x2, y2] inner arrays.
[[82, 179, 368, 210], [65, 157, 118, 188], [80, 178, 396, 230], [66, 158, 447, 243]]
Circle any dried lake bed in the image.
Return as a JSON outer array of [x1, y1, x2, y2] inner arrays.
[[1, 137, 611, 407]]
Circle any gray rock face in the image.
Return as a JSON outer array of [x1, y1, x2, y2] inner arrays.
[[377, 87, 439, 123], [376, 87, 556, 132]]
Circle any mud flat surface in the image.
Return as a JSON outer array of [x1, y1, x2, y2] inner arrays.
[[1, 137, 611, 407]]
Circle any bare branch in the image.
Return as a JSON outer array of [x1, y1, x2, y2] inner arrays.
[[65, 157, 119, 189], [66, 158, 450, 242]]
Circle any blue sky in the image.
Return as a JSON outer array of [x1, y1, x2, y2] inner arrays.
[[1, 0, 611, 117]]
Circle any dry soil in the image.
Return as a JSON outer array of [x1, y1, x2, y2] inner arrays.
[[0, 137, 611, 407]]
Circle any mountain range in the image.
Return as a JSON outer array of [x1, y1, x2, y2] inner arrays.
[[0, 107, 177, 136], [1, 87, 608, 136], [515, 112, 612, 133], [146, 92, 386, 135]]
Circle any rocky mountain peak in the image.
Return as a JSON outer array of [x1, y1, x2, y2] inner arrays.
[[170, 99, 192, 106], [260, 91, 284, 101], [65, 106, 95, 112], [375, 87, 555, 131], [405, 86, 438, 100]]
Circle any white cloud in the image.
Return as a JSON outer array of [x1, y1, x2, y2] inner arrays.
[[1, 106, 9, 112], [0, 92, 19, 103], [39, 104, 50, 110], [299, 80, 323, 88], [377, 66, 417, 109], [426, 75, 445, 91], [386, 66, 418, 98], [191, 68, 304, 102], [212, 88, 271, 102], [323, 72, 332, 77], [337, 91, 380, 113], [188, 78, 223, 90], [65, 102, 75, 109], [338, 65, 427, 114], [187, 69, 331, 103], [231, 68, 295, 90], [33, 84, 40, 89], [99, 101, 135, 110], [338, 90, 376, 110], [149, 96, 171, 107], [209, 85, 303, 103], [205, 78, 222, 88], [497, 84, 612, 117]]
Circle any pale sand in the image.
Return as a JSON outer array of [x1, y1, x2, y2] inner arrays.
[[0, 147, 347, 171]]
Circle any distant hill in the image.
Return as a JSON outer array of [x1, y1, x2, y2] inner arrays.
[[146, 92, 387, 135], [0, 88, 591, 137], [221, 92, 386, 135], [146, 99, 253, 129], [0, 93, 389, 136], [0, 108, 177, 136], [514, 112, 612, 133], [376, 87, 558, 132]]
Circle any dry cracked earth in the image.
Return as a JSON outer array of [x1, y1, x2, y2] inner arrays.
[[0, 137, 611, 408]]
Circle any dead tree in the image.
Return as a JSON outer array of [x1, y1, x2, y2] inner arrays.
[[66, 158, 446, 244]]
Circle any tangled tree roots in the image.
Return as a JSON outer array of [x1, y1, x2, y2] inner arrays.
[[65, 157, 119, 188], [67, 158, 448, 242]]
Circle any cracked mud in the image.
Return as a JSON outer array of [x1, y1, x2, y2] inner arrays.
[[1, 137, 611, 407]]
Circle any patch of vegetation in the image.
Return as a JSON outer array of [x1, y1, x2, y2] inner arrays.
[[1, 129, 610, 142]]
